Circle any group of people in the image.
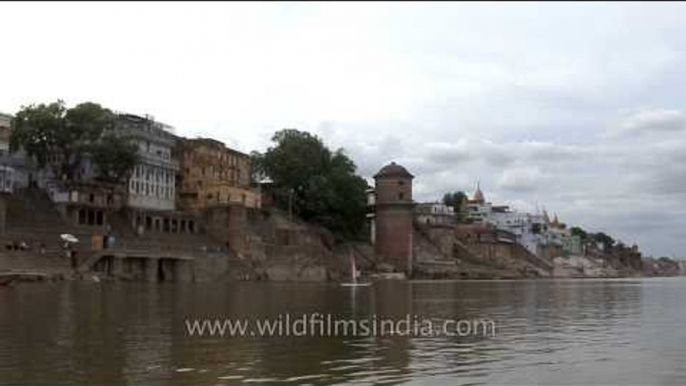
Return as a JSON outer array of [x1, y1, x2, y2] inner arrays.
[[4, 226, 117, 271], [5, 240, 46, 254]]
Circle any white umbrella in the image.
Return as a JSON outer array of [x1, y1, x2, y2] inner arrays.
[[60, 234, 79, 243]]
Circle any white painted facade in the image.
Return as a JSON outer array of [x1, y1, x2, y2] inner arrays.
[[464, 185, 576, 256], [0, 165, 15, 193], [465, 201, 492, 223], [415, 202, 456, 226], [114, 114, 179, 211]]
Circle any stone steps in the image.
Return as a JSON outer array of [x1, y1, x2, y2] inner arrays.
[[0, 253, 72, 273]]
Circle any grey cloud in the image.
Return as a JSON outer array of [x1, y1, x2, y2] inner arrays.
[[610, 109, 686, 137], [6, 2, 686, 256], [497, 166, 546, 193]]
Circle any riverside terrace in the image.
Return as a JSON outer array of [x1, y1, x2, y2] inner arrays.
[[0, 187, 255, 282]]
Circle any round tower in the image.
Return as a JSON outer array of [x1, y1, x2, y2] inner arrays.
[[373, 162, 414, 275]]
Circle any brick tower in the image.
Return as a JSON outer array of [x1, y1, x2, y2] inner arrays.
[[374, 162, 414, 275]]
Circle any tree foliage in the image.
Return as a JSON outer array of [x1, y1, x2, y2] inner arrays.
[[90, 134, 140, 183], [593, 232, 616, 250], [442, 191, 468, 222], [10, 101, 67, 169], [254, 129, 369, 239], [10, 100, 138, 183], [570, 226, 588, 240]]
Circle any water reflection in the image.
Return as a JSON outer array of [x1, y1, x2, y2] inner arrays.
[[2, 279, 686, 385]]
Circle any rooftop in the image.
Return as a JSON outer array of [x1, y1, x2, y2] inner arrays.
[[374, 161, 414, 179]]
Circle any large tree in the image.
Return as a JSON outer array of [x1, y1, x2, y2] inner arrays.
[[10, 100, 137, 183], [593, 232, 616, 251], [570, 226, 588, 240], [442, 191, 468, 222], [10, 100, 67, 169], [254, 129, 369, 239], [90, 134, 139, 183]]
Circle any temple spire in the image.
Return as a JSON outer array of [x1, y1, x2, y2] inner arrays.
[[473, 180, 485, 203]]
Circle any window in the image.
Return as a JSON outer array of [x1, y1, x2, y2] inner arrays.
[[399, 192, 405, 200]]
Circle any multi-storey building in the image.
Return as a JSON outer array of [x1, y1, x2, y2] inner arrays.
[[177, 138, 260, 210], [0, 113, 11, 151], [415, 202, 455, 227], [0, 113, 13, 193], [463, 184, 493, 223], [460, 183, 579, 258], [114, 113, 179, 211], [0, 112, 35, 192]]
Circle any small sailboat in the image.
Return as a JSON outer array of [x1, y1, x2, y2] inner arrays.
[[341, 248, 372, 287]]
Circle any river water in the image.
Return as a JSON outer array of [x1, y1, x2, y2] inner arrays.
[[1, 278, 686, 385]]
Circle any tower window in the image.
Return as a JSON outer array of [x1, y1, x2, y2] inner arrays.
[[399, 192, 405, 200]]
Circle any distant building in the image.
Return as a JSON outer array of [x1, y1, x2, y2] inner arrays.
[[114, 113, 179, 211], [415, 202, 455, 227], [49, 181, 127, 230], [0, 113, 13, 193], [374, 162, 415, 274], [365, 186, 376, 244], [0, 112, 34, 191], [177, 138, 260, 210], [460, 183, 578, 258], [0, 113, 11, 152], [463, 183, 492, 223]]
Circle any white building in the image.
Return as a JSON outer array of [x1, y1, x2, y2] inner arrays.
[[464, 184, 492, 223], [488, 206, 548, 255], [463, 184, 578, 257], [114, 114, 179, 211], [415, 202, 455, 227]]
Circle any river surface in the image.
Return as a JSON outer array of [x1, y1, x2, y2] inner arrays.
[[1, 278, 686, 385]]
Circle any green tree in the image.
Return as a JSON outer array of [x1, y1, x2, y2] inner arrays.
[[256, 129, 368, 239], [570, 226, 588, 240], [442, 191, 468, 222], [10, 100, 67, 169], [593, 232, 615, 250], [10, 100, 137, 182], [249, 150, 266, 186], [90, 134, 139, 183]]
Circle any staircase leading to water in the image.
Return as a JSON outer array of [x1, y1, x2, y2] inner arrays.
[[0, 188, 82, 274]]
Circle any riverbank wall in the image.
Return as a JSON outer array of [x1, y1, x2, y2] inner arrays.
[[0, 190, 650, 284]]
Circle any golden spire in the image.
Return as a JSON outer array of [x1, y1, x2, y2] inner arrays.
[[473, 181, 485, 203]]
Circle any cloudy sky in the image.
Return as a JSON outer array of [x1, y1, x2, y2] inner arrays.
[[2, 2, 686, 256]]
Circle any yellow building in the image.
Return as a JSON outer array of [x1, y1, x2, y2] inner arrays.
[[178, 138, 261, 210]]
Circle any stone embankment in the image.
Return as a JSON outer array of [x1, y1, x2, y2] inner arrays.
[[0, 190, 651, 284]]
